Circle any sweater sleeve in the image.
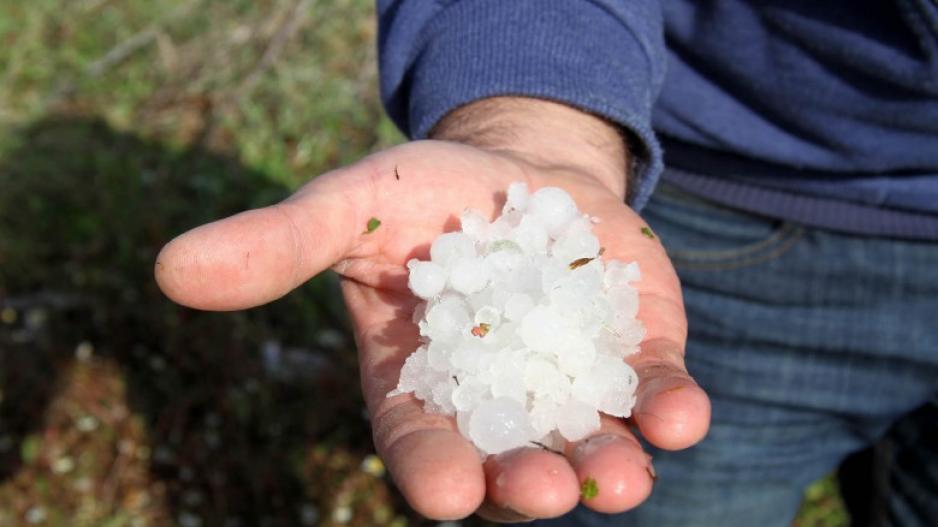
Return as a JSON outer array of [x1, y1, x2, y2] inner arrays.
[[377, 0, 666, 209]]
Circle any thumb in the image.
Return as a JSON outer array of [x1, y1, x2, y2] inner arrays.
[[154, 166, 374, 311]]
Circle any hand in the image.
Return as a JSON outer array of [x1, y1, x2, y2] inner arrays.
[[155, 98, 710, 521]]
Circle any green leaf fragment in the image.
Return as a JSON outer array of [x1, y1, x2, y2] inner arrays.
[[640, 226, 656, 240], [365, 217, 381, 233], [580, 477, 599, 500], [489, 239, 522, 252]]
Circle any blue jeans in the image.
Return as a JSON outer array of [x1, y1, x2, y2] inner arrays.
[[538, 181, 938, 526]]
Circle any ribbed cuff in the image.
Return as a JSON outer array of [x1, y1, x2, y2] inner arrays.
[[397, 0, 664, 210]]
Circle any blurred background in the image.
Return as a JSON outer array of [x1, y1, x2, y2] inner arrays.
[[0, 1, 847, 525]]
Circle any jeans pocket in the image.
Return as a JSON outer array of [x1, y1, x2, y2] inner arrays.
[[643, 181, 805, 271]]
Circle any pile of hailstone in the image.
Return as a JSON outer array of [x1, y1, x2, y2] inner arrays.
[[388, 183, 645, 455]]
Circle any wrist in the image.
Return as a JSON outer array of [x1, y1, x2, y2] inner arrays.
[[429, 97, 630, 199]]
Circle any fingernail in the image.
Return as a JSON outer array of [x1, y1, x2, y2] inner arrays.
[[502, 505, 534, 521], [492, 446, 531, 465], [476, 501, 535, 523], [573, 434, 627, 462], [646, 457, 657, 480]]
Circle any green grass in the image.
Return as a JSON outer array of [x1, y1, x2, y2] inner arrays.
[[795, 475, 849, 527], [0, 1, 407, 525], [0, 1, 846, 525]]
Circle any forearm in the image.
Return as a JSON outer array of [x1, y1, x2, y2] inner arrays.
[[429, 97, 630, 200]]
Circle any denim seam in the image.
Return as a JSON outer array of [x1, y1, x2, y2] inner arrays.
[[653, 184, 801, 260], [668, 221, 802, 260], [670, 224, 805, 271]]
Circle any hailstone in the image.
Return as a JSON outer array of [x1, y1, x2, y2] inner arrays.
[[389, 182, 644, 455]]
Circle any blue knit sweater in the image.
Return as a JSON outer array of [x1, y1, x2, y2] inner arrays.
[[377, 0, 938, 238]]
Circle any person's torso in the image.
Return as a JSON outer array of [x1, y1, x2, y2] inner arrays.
[[653, 0, 938, 218]]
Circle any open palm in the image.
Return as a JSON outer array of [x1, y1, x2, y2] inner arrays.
[[155, 140, 710, 520]]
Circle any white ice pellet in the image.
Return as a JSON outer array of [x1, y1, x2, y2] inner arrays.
[[503, 293, 535, 321], [608, 314, 646, 348], [391, 183, 644, 455], [467, 288, 494, 312], [456, 410, 473, 439], [423, 297, 470, 342], [426, 341, 451, 371], [518, 305, 569, 355], [524, 358, 571, 401], [485, 245, 524, 274], [505, 182, 530, 212], [555, 399, 600, 442], [431, 377, 458, 414], [490, 288, 512, 312], [529, 398, 560, 437], [387, 346, 428, 397], [607, 285, 640, 320], [596, 330, 640, 360], [460, 209, 490, 240], [431, 232, 476, 267], [528, 187, 578, 236], [452, 378, 488, 411], [491, 368, 527, 404], [511, 214, 549, 254], [407, 260, 446, 300], [468, 398, 535, 454], [551, 217, 601, 263], [557, 339, 597, 378], [473, 305, 501, 327], [605, 260, 641, 287], [450, 343, 486, 373], [449, 257, 490, 295], [571, 354, 627, 408], [540, 260, 569, 295]]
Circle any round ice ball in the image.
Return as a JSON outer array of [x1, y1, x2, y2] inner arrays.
[[451, 378, 488, 411], [605, 260, 641, 287], [529, 398, 560, 437], [505, 182, 530, 212], [518, 305, 567, 355], [468, 397, 535, 454], [504, 293, 535, 321], [552, 218, 600, 263], [607, 285, 639, 320], [555, 399, 600, 442], [474, 305, 501, 327], [524, 358, 570, 401], [511, 214, 549, 254], [407, 260, 446, 299], [557, 339, 597, 377], [460, 209, 489, 241], [449, 256, 490, 295], [431, 232, 476, 267], [528, 187, 578, 236], [423, 297, 470, 342]]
